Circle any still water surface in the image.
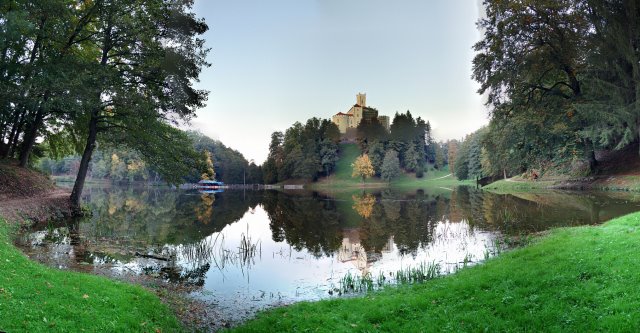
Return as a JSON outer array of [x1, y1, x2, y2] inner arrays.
[[16, 186, 640, 322]]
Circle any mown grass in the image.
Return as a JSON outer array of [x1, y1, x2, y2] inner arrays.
[[229, 212, 640, 332], [0, 218, 183, 332]]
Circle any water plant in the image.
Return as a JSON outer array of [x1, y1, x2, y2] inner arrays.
[[336, 261, 441, 295], [338, 271, 374, 294]]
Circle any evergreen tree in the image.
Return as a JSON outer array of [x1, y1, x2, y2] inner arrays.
[[381, 150, 401, 182], [434, 143, 444, 169], [404, 142, 420, 172], [368, 141, 386, 176]]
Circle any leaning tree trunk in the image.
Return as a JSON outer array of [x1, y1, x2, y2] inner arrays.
[[70, 109, 99, 212]]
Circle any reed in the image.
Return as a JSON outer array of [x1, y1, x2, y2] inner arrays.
[[337, 261, 441, 295]]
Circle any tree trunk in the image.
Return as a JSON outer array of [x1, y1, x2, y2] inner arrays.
[[69, 18, 111, 211], [584, 139, 597, 174], [70, 109, 99, 211], [4, 109, 26, 159], [18, 110, 44, 167], [503, 168, 507, 180]]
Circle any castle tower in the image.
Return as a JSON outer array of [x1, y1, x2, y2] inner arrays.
[[356, 93, 366, 107]]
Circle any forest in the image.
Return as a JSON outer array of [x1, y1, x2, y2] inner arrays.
[[453, 0, 640, 181], [261, 112, 453, 184], [38, 131, 262, 185]]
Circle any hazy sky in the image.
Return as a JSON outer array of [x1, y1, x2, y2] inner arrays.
[[191, 0, 487, 163]]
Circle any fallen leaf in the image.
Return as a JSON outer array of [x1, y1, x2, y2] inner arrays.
[[82, 294, 89, 299]]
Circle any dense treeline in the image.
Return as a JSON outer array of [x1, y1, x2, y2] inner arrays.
[[186, 131, 262, 184], [264, 112, 450, 184], [262, 118, 341, 183], [357, 111, 435, 179], [39, 148, 161, 182], [0, 0, 208, 208], [38, 131, 261, 184], [471, 0, 640, 179]]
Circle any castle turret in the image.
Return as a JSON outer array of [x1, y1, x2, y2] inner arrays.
[[356, 93, 366, 107]]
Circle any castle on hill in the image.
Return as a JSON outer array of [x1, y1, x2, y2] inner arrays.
[[331, 93, 390, 134]]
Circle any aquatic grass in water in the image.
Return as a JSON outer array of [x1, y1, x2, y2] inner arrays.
[[338, 271, 374, 294], [238, 226, 262, 266], [393, 261, 440, 285], [178, 226, 262, 274], [336, 261, 441, 295]]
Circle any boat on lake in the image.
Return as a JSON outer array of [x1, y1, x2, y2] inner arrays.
[[197, 179, 225, 189]]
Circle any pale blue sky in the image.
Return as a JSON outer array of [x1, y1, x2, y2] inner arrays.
[[191, 0, 487, 163]]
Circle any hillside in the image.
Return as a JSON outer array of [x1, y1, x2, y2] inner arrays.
[[313, 143, 469, 189], [0, 159, 71, 223], [314, 143, 386, 188]]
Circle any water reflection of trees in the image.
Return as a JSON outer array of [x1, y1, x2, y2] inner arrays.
[[451, 187, 640, 234], [262, 191, 343, 258], [79, 186, 262, 245], [261, 190, 448, 258], [71, 187, 264, 285], [26, 186, 640, 286], [359, 190, 442, 257], [261, 188, 640, 260]]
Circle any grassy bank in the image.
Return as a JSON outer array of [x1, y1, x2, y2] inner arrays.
[[482, 178, 559, 192], [485, 175, 640, 193], [0, 218, 183, 332], [230, 212, 640, 332]]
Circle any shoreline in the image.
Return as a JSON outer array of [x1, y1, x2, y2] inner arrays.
[[483, 175, 640, 193], [0, 179, 210, 331], [230, 211, 640, 332]]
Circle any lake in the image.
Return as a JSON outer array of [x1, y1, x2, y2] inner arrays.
[[15, 185, 640, 324]]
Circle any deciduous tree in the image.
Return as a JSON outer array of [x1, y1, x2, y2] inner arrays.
[[351, 154, 375, 184]]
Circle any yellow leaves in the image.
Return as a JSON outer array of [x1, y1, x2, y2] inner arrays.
[[351, 154, 375, 181], [352, 193, 376, 219]]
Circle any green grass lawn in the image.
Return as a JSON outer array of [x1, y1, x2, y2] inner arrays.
[[0, 218, 183, 332], [229, 212, 640, 332]]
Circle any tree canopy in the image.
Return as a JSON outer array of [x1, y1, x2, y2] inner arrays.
[[0, 0, 210, 208], [471, 0, 640, 178]]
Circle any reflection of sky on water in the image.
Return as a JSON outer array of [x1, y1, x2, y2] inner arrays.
[[184, 206, 499, 318]]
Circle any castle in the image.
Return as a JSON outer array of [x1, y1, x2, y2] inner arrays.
[[331, 93, 390, 134]]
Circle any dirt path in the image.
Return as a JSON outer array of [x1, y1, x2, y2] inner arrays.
[[430, 173, 452, 180], [0, 189, 72, 223]]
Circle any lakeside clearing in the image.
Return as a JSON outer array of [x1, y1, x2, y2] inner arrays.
[[230, 211, 640, 332]]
